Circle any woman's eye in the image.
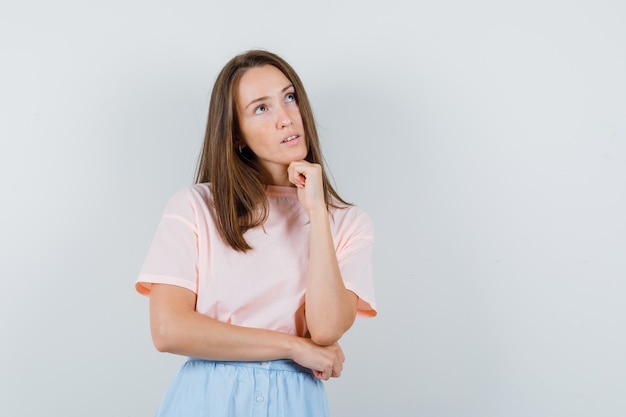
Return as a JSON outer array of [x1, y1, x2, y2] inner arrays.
[[285, 93, 296, 103], [254, 105, 268, 115]]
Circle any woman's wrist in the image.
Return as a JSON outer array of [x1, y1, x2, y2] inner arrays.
[[284, 334, 305, 361], [306, 204, 328, 221]]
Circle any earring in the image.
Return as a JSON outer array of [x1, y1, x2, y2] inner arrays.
[[238, 145, 243, 153]]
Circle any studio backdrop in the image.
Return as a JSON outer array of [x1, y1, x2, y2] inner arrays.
[[1, 1, 625, 416]]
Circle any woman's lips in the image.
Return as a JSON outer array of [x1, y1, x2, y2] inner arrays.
[[282, 134, 299, 143]]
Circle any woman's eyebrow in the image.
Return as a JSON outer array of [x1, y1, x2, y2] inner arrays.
[[245, 84, 294, 110]]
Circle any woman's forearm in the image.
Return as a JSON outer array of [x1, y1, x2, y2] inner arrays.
[[150, 283, 300, 361], [304, 208, 358, 346], [149, 284, 347, 380]]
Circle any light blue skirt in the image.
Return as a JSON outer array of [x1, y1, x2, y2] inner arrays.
[[155, 359, 329, 417]]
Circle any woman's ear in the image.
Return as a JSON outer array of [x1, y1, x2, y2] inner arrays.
[[235, 138, 246, 154]]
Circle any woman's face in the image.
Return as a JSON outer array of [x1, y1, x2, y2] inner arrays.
[[236, 65, 307, 185]]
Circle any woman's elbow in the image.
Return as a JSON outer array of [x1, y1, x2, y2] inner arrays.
[[309, 322, 351, 346], [308, 313, 356, 346], [152, 334, 172, 353], [310, 331, 342, 346], [149, 284, 198, 353], [150, 315, 179, 353]]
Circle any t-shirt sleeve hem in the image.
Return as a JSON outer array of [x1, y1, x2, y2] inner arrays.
[[135, 274, 197, 297], [345, 281, 377, 318]]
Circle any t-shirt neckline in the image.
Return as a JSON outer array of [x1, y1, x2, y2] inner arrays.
[[265, 185, 298, 198]]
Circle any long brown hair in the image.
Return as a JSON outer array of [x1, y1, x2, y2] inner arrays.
[[195, 50, 349, 251]]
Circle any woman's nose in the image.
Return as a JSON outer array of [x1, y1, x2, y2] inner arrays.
[[276, 105, 293, 128]]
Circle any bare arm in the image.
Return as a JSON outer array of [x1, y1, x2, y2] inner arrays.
[[149, 283, 345, 380], [305, 208, 359, 345], [288, 161, 359, 346]]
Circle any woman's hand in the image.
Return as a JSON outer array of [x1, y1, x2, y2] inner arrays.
[[287, 160, 326, 215], [291, 338, 345, 380]]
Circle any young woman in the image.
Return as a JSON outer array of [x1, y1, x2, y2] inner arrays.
[[136, 50, 377, 417]]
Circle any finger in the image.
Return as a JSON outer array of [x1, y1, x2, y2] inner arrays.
[[314, 369, 325, 380], [289, 161, 314, 178], [336, 359, 344, 374], [287, 164, 307, 187], [322, 369, 331, 381], [337, 345, 345, 363], [287, 172, 304, 188]]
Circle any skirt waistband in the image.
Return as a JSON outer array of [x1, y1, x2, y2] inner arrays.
[[186, 358, 313, 374]]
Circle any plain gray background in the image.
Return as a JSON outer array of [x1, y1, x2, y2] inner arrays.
[[1, 0, 625, 416]]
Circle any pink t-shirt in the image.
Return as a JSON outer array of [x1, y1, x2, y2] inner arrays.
[[136, 184, 376, 337]]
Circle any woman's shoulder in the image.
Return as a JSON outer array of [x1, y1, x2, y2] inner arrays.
[[168, 183, 212, 200], [162, 183, 214, 214], [330, 202, 374, 234]]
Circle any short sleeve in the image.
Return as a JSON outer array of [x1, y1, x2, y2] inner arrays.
[[335, 208, 377, 317], [135, 188, 199, 296]]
